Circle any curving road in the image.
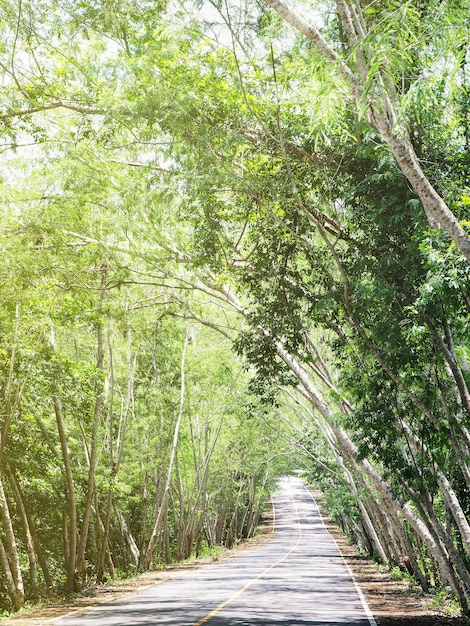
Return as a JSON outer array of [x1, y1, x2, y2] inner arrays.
[[54, 477, 377, 625]]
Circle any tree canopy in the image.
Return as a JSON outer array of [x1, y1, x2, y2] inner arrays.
[[1, 0, 470, 616]]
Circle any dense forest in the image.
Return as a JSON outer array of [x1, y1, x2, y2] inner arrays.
[[2, 0, 470, 616]]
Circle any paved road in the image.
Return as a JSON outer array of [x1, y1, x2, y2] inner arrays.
[[54, 477, 376, 625]]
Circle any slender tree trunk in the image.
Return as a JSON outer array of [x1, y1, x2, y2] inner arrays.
[[77, 276, 106, 579], [5, 467, 52, 588], [380, 494, 429, 591], [53, 393, 78, 592], [246, 469, 269, 538], [0, 475, 24, 610], [98, 323, 133, 581], [425, 315, 470, 417], [0, 537, 24, 611], [399, 419, 470, 557], [96, 325, 114, 582], [320, 424, 390, 563], [180, 411, 222, 559], [0, 303, 20, 465], [141, 329, 190, 570], [374, 118, 470, 259], [413, 492, 470, 599], [5, 468, 38, 591], [116, 509, 140, 567], [433, 371, 470, 490], [322, 416, 428, 589], [349, 472, 392, 563], [93, 503, 115, 581]]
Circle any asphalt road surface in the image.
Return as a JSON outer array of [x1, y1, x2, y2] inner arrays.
[[54, 476, 377, 626]]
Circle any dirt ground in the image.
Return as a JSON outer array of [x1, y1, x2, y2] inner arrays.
[[2, 491, 469, 626]]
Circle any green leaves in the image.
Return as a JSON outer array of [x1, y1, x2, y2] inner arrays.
[[3, 0, 470, 609]]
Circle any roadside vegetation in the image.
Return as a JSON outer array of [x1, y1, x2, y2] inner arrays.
[[2, 0, 470, 617]]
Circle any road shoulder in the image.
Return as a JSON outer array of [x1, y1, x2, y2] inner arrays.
[[309, 488, 469, 626]]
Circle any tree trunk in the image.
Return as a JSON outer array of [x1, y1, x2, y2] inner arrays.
[[321, 425, 390, 563], [380, 494, 429, 592], [93, 504, 115, 581], [77, 277, 106, 579], [116, 509, 140, 567], [5, 467, 38, 591], [0, 538, 24, 611], [141, 329, 190, 570], [413, 492, 470, 599], [5, 467, 53, 588], [53, 393, 78, 592], [400, 419, 470, 557], [425, 315, 470, 418], [0, 475, 24, 610], [98, 322, 133, 581], [322, 416, 428, 590], [0, 303, 20, 465]]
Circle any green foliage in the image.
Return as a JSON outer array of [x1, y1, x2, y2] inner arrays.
[[2, 0, 470, 612]]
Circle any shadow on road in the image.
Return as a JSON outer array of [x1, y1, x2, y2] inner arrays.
[[52, 602, 469, 626], [374, 618, 468, 626]]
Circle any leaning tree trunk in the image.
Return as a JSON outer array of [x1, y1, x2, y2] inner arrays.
[[275, 340, 469, 607], [319, 421, 390, 563], [5, 467, 52, 588], [5, 467, 38, 591], [0, 539, 24, 611], [399, 418, 470, 558], [0, 303, 20, 465], [179, 411, 222, 559], [320, 410, 428, 590], [116, 509, 140, 567], [262, 0, 470, 264], [425, 316, 470, 418], [411, 490, 470, 599], [0, 475, 24, 610]]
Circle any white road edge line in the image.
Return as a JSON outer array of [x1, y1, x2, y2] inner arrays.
[[50, 608, 83, 623], [303, 482, 379, 626]]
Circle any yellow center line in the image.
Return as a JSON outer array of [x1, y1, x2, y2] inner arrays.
[[193, 492, 302, 626]]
